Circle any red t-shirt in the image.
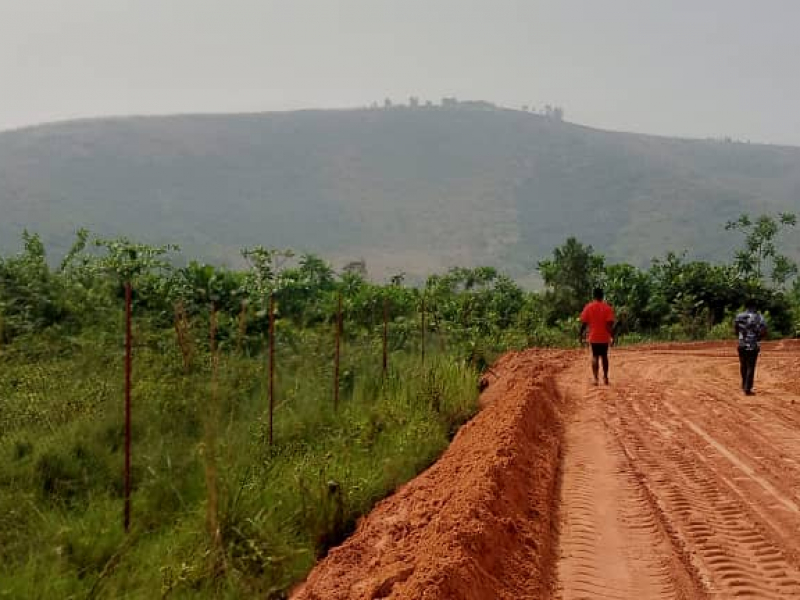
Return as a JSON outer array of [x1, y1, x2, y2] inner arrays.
[[580, 300, 615, 343]]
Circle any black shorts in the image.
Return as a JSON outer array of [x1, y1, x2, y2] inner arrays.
[[591, 343, 609, 358]]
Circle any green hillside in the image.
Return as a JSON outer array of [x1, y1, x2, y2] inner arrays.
[[2, 106, 799, 281]]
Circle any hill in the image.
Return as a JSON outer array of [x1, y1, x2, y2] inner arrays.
[[1, 106, 799, 282]]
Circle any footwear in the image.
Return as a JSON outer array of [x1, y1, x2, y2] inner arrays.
[[745, 390, 755, 396], [604, 377, 610, 385]]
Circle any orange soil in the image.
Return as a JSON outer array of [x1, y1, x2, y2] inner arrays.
[[292, 341, 800, 599], [291, 349, 570, 600]]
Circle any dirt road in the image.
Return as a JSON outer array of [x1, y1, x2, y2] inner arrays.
[[557, 342, 800, 599], [294, 341, 800, 599]]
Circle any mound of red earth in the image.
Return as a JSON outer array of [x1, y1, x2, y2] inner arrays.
[[291, 350, 571, 600]]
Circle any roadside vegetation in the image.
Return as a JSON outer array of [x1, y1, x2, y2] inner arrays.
[[0, 212, 797, 598]]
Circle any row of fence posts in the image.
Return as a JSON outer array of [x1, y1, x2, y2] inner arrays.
[[120, 288, 433, 532]]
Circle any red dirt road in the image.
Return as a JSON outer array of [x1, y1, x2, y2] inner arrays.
[[293, 341, 800, 599]]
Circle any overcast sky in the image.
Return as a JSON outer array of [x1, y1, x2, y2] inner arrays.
[[2, 0, 799, 145]]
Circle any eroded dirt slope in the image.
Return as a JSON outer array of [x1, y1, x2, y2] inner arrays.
[[291, 350, 570, 600]]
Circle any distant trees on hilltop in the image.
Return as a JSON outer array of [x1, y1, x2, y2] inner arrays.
[[370, 97, 565, 120]]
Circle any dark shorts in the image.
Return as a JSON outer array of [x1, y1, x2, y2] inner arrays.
[[591, 343, 609, 358]]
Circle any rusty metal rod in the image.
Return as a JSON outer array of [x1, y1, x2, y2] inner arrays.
[[268, 293, 275, 445], [334, 292, 342, 409], [383, 296, 389, 377], [124, 280, 132, 532], [421, 296, 426, 365]]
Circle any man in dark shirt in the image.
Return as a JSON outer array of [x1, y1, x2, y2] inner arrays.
[[734, 299, 767, 396]]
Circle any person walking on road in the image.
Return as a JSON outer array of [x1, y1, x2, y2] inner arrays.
[[734, 299, 767, 396], [579, 288, 616, 385]]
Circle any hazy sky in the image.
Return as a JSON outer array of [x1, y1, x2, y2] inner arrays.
[[2, 0, 799, 145]]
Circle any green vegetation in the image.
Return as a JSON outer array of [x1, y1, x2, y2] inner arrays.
[[2, 107, 800, 281], [0, 334, 475, 598], [0, 233, 516, 599], [1, 213, 798, 597], [537, 212, 798, 339]]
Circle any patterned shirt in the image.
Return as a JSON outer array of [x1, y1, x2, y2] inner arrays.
[[734, 309, 767, 351]]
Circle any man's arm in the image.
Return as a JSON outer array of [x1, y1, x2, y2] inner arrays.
[[607, 306, 616, 345], [579, 305, 589, 344]]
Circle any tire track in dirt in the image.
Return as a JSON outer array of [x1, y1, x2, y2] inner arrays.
[[627, 355, 800, 569], [615, 390, 800, 597], [556, 376, 690, 600], [564, 343, 800, 599]]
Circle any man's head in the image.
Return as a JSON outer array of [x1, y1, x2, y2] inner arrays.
[[593, 287, 604, 301], [745, 297, 757, 311]]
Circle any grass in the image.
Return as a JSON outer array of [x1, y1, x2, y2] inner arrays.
[[0, 321, 479, 598]]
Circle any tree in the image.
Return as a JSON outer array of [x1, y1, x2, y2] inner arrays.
[[790, 279, 800, 337], [0, 231, 65, 339], [171, 262, 242, 317], [241, 246, 294, 299], [342, 259, 368, 280], [538, 237, 605, 323], [604, 263, 655, 332], [725, 212, 797, 287], [94, 236, 177, 284], [274, 253, 335, 325], [298, 253, 335, 290], [487, 274, 524, 330], [648, 252, 739, 329], [92, 236, 177, 531], [59, 227, 90, 273]]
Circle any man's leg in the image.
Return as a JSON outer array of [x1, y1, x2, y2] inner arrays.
[[601, 353, 610, 384], [746, 350, 759, 393], [738, 348, 747, 391], [590, 344, 601, 383]]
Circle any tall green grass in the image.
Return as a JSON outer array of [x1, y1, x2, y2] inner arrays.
[[0, 323, 478, 598]]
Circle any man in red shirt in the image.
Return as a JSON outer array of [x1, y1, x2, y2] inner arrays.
[[579, 288, 616, 385]]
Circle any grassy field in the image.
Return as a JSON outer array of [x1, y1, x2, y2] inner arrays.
[[0, 321, 479, 599]]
